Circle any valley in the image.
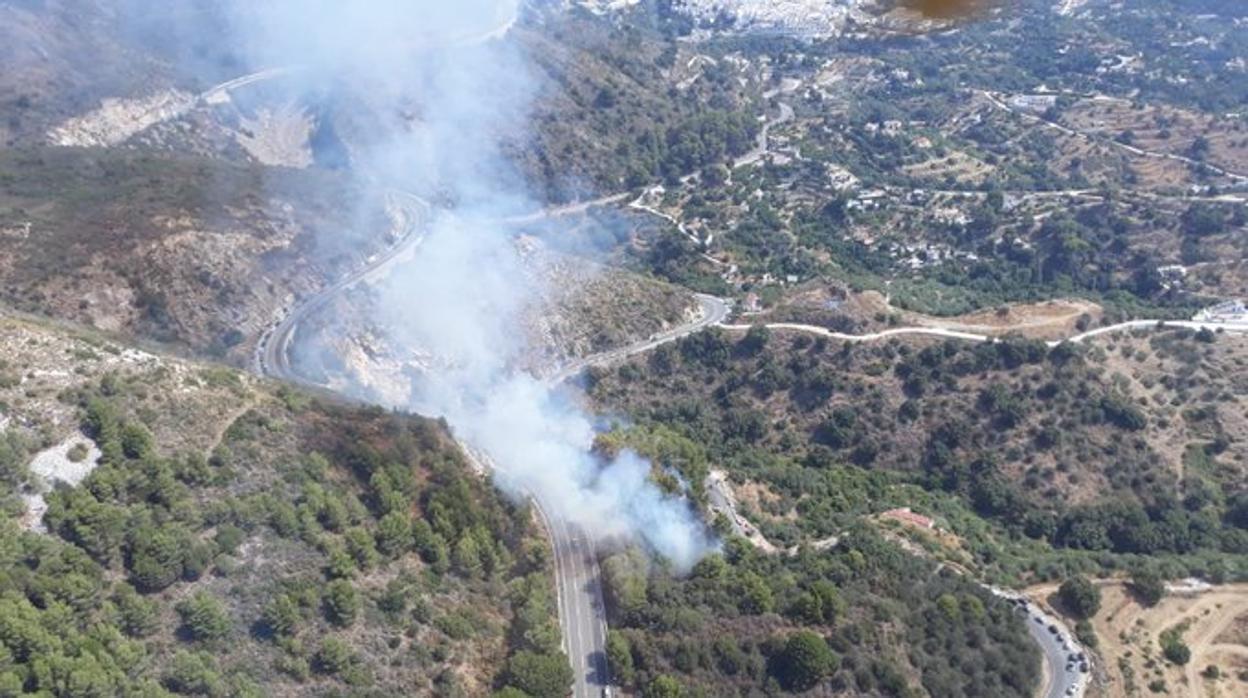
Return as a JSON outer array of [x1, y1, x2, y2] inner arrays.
[[1, 1, 1246, 697]]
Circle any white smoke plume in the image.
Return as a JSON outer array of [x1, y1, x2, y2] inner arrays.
[[175, 0, 718, 570], [382, 212, 716, 570]]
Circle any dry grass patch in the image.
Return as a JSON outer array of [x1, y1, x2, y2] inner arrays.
[[1075, 582, 1248, 698]]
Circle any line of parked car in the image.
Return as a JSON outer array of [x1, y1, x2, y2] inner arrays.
[[1001, 594, 1091, 697]]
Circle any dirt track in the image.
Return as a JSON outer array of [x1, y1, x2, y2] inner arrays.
[[1026, 581, 1248, 698]]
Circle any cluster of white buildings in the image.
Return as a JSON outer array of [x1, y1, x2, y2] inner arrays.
[[1194, 300, 1248, 325], [1007, 94, 1058, 115], [889, 241, 979, 271], [674, 0, 866, 37], [577, 0, 866, 35]]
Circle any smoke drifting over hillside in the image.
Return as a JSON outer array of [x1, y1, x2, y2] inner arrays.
[[380, 212, 715, 569], [144, 0, 716, 569]]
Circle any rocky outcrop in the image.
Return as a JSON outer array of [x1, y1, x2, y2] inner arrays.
[[46, 89, 196, 147]]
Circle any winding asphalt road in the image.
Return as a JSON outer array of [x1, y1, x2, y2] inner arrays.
[[711, 313, 1248, 698], [207, 8, 636, 695], [538, 495, 610, 697], [251, 192, 615, 697], [250, 192, 1248, 698], [252, 199, 733, 698], [496, 192, 631, 226], [456, 446, 611, 698], [238, 57, 1248, 698], [252, 191, 431, 378], [735, 100, 795, 168], [199, 67, 296, 106], [545, 294, 730, 385], [719, 317, 1248, 347], [989, 588, 1088, 698]]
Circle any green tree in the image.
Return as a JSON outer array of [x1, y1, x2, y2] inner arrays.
[[737, 571, 774, 614], [1158, 629, 1188, 664], [713, 636, 747, 676], [738, 325, 771, 356], [775, 631, 839, 692], [323, 580, 360, 627], [120, 423, 154, 460], [453, 533, 483, 578], [1058, 576, 1101, 619], [644, 674, 683, 698], [37, 652, 122, 697], [0, 672, 21, 696], [114, 584, 159, 638], [317, 496, 349, 532], [1181, 202, 1226, 236], [1100, 394, 1146, 431], [261, 595, 300, 638], [511, 576, 561, 655], [606, 631, 635, 686], [504, 651, 573, 698], [326, 543, 357, 580], [162, 650, 222, 694], [1075, 619, 1099, 649], [1226, 493, 1248, 529], [0, 596, 54, 662], [794, 580, 845, 624], [181, 540, 215, 582], [344, 526, 380, 570], [378, 578, 410, 619], [603, 551, 649, 621], [175, 593, 232, 643], [127, 527, 186, 592], [314, 637, 354, 675], [83, 399, 121, 453], [1130, 571, 1165, 607], [214, 525, 245, 555], [376, 512, 411, 557], [412, 520, 450, 573]]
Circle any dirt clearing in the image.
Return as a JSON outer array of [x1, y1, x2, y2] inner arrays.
[[902, 297, 1103, 339], [1045, 581, 1248, 698], [20, 434, 102, 532]]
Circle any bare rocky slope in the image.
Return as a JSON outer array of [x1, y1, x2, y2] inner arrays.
[[286, 234, 697, 407], [0, 0, 195, 148], [0, 146, 394, 364], [1, 1, 711, 372]]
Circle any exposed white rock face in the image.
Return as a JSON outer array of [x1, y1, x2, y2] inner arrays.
[[47, 89, 196, 147], [236, 103, 315, 168], [21, 435, 102, 533]]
